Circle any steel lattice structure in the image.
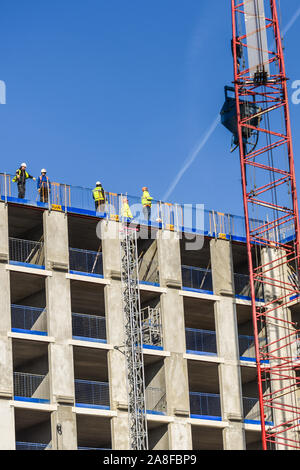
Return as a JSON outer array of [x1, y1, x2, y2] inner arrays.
[[120, 225, 148, 450], [231, 0, 300, 450]]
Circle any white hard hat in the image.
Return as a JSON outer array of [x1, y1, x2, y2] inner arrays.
[[96, 181, 101, 185], [41, 169, 47, 173], [21, 163, 27, 168]]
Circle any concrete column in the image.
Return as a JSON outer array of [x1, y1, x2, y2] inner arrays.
[[101, 219, 129, 449], [157, 229, 192, 450], [51, 405, 77, 450], [210, 238, 246, 450], [0, 202, 15, 449], [43, 210, 77, 449]]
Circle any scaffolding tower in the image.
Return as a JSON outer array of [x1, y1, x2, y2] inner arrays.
[[120, 224, 148, 450]]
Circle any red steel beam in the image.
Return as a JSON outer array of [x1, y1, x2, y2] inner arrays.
[[231, 0, 300, 450]]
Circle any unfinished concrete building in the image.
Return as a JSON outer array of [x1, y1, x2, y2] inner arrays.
[[0, 182, 299, 451]]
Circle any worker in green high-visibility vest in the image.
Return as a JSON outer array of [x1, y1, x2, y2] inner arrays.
[[92, 181, 106, 212], [141, 186, 153, 222]]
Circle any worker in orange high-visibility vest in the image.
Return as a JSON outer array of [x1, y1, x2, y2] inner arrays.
[[37, 169, 51, 203], [141, 186, 153, 221]]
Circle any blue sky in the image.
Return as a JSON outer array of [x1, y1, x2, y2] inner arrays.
[[0, 0, 299, 217]]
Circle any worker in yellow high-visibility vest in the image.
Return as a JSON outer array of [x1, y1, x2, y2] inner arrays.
[[121, 197, 133, 220], [12, 163, 36, 199], [141, 186, 153, 221], [92, 181, 106, 212]]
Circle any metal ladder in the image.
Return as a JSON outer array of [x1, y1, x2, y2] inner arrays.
[[120, 224, 148, 450]]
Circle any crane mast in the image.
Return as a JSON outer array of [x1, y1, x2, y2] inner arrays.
[[229, 0, 300, 450]]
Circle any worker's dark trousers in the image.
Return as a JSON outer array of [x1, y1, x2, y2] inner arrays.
[[143, 206, 151, 221], [40, 188, 50, 203], [17, 184, 26, 199], [95, 201, 105, 212]]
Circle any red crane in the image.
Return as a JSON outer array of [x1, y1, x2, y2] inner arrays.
[[225, 0, 300, 450]]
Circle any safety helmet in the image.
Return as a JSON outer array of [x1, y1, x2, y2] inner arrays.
[[142, 186, 148, 191], [96, 181, 101, 186], [41, 169, 47, 173], [20, 163, 27, 168]]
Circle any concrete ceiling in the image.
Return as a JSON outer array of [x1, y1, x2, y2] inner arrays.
[[187, 360, 220, 394], [76, 414, 111, 448], [240, 364, 258, 386], [232, 241, 249, 274], [245, 429, 263, 450], [10, 270, 46, 305], [144, 355, 164, 370], [180, 237, 211, 269], [184, 297, 215, 331], [68, 214, 100, 251], [12, 338, 49, 373], [14, 407, 51, 434], [140, 289, 161, 306], [191, 425, 223, 450], [236, 303, 253, 326], [8, 205, 44, 241], [71, 280, 105, 314], [73, 346, 108, 382]]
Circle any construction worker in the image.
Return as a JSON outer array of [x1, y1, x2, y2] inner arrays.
[[37, 169, 51, 203], [12, 163, 36, 199], [141, 186, 153, 221], [92, 181, 106, 212], [121, 197, 133, 220]]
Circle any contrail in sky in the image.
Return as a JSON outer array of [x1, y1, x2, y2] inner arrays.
[[281, 6, 300, 36], [162, 114, 220, 201], [162, 5, 300, 201]]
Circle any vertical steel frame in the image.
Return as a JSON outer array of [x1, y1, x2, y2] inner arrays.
[[231, 0, 300, 450], [120, 226, 148, 450]]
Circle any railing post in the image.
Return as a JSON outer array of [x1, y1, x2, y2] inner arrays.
[[4, 172, 7, 205]]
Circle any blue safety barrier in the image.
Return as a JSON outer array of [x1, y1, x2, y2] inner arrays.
[[189, 392, 222, 421], [74, 379, 110, 409], [185, 328, 217, 356], [72, 312, 106, 342]]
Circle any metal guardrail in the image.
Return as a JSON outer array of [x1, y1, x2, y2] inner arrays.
[[141, 306, 163, 348], [69, 248, 103, 276], [74, 379, 110, 408], [11, 304, 47, 334], [9, 237, 44, 266], [181, 266, 213, 292], [0, 172, 253, 240], [185, 328, 217, 355], [72, 312, 106, 341], [185, 329, 267, 361], [189, 392, 221, 418], [13, 372, 49, 402], [189, 392, 270, 423], [1, 171, 297, 242]]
